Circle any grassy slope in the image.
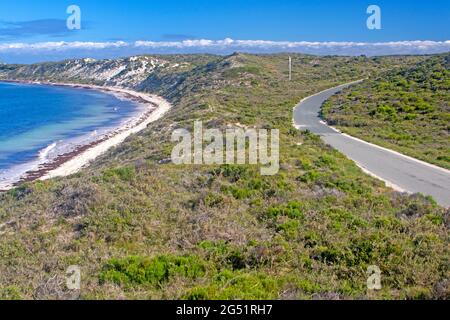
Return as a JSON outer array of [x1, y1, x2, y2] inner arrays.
[[0, 53, 448, 300], [322, 53, 450, 169]]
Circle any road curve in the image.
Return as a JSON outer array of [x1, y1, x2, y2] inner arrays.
[[293, 82, 450, 208]]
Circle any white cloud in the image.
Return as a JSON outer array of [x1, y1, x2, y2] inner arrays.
[[133, 38, 450, 52], [0, 41, 128, 51], [0, 39, 449, 63]]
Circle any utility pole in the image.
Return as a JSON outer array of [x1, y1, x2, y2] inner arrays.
[[289, 56, 292, 81]]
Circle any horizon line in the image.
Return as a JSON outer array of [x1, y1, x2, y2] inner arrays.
[[1, 38, 449, 64]]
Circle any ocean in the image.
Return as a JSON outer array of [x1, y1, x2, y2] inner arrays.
[[0, 81, 141, 187]]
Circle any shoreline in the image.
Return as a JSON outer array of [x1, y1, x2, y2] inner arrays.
[[0, 80, 172, 191]]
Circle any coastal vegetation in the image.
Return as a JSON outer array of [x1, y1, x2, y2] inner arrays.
[[322, 53, 450, 169], [0, 53, 448, 300]]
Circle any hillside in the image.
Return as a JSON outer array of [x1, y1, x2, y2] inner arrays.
[[322, 53, 450, 169], [0, 55, 220, 89], [0, 53, 448, 300]]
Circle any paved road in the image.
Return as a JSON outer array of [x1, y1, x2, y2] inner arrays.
[[293, 82, 450, 208]]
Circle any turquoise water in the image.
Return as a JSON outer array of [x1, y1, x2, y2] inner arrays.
[[0, 81, 140, 185]]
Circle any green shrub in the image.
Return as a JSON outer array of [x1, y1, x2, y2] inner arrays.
[[0, 286, 22, 300], [100, 255, 207, 287], [415, 101, 434, 113], [316, 155, 336, 167], [276, 219, 300, 239], [227, 250, 247, 270], [247, 178, 269, 190], [227, 186, 254, 199], [198, 240, 229, 254], [183, 270, 279, 300], [404, 113, 418, 120], [374, 104, 397, 117], [373, 215, 402, 230], [329, 178, 371, 195], [203, 193, 224, 207], [224, 66, 263, 78], [425, 214, 444, 225], [437, 155, 450, 163], [212, 165, 249, 182], [102, 166, 136, 182], [295, 278, 321, 294], [267, 201, 304, 219], [405, 287, 433, 300], [313, 246, 343, 264], [347, 239, 374, 266], [323, 208, 369, 230], [298, 170, 322, 183]]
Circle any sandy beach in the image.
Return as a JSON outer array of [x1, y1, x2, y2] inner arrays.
[[0, 80, 172, 190]]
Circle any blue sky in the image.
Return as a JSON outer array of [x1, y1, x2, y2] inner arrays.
[[0, 0, 449, 63]]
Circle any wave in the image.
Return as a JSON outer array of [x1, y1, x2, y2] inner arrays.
[[38, 142, 57, 161], [0, 131, 103, 190]]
